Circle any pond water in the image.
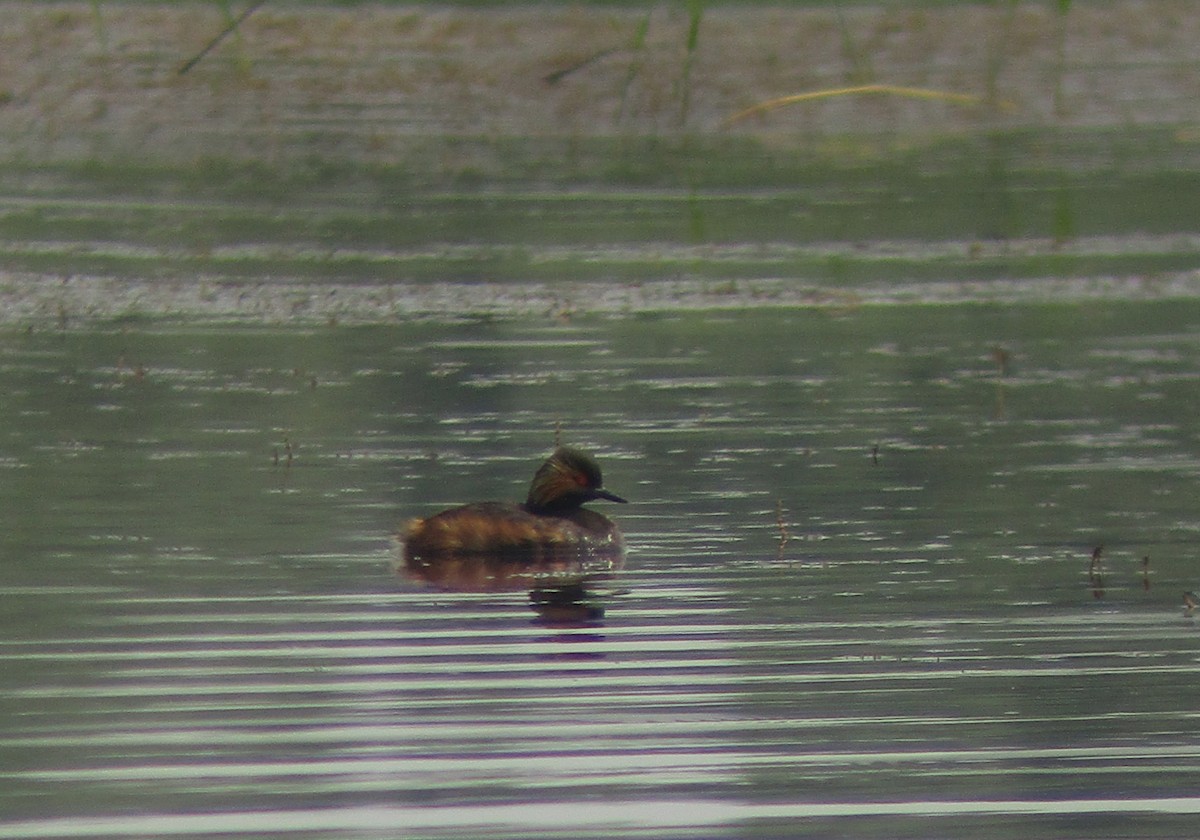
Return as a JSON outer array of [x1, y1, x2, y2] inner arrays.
[[6, 1, 1200, 834], [3, 303, 1200, 839]]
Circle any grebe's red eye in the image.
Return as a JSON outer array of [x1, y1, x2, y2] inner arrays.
[[573, 473, 589, 487]]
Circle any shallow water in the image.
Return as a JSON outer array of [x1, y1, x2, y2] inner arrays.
[[3, 305, 1200, 838], [6, 127, 1200, 324]]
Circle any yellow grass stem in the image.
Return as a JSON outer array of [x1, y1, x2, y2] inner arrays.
[[722, 84, 1016, 127]]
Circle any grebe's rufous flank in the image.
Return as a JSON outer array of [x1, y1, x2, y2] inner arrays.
[[401, 447, 626, 561]]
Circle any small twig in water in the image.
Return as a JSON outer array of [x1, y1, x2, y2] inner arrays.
[[1089, 544, 1105, 598], [992, 346, 1011, 377], [775, 500, 790, 561]]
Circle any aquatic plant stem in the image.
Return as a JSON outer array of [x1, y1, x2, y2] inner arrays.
[[677, 0, 704, 127], [616, 8, 652, 124], [89, 0, 109, 52]]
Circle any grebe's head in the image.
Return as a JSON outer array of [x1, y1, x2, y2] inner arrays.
[[525, 447, 627, 514]]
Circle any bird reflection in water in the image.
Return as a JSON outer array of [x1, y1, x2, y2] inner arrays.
[[397, 447, 627, 627]]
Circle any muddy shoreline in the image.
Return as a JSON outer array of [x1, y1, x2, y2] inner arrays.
[[3, 2, 1199, 323], [5, 2, 1200, 162]]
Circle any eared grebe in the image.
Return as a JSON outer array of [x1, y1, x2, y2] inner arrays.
[[401, 447, 627, 562]]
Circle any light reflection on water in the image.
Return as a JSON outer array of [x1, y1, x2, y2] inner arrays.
[[3, 306, 1200, 838]]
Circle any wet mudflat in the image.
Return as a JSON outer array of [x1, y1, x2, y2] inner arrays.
[[3, 305, 1200, 839]]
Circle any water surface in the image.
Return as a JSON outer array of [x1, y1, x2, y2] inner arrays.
[[3, 305, 1200, 838]]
